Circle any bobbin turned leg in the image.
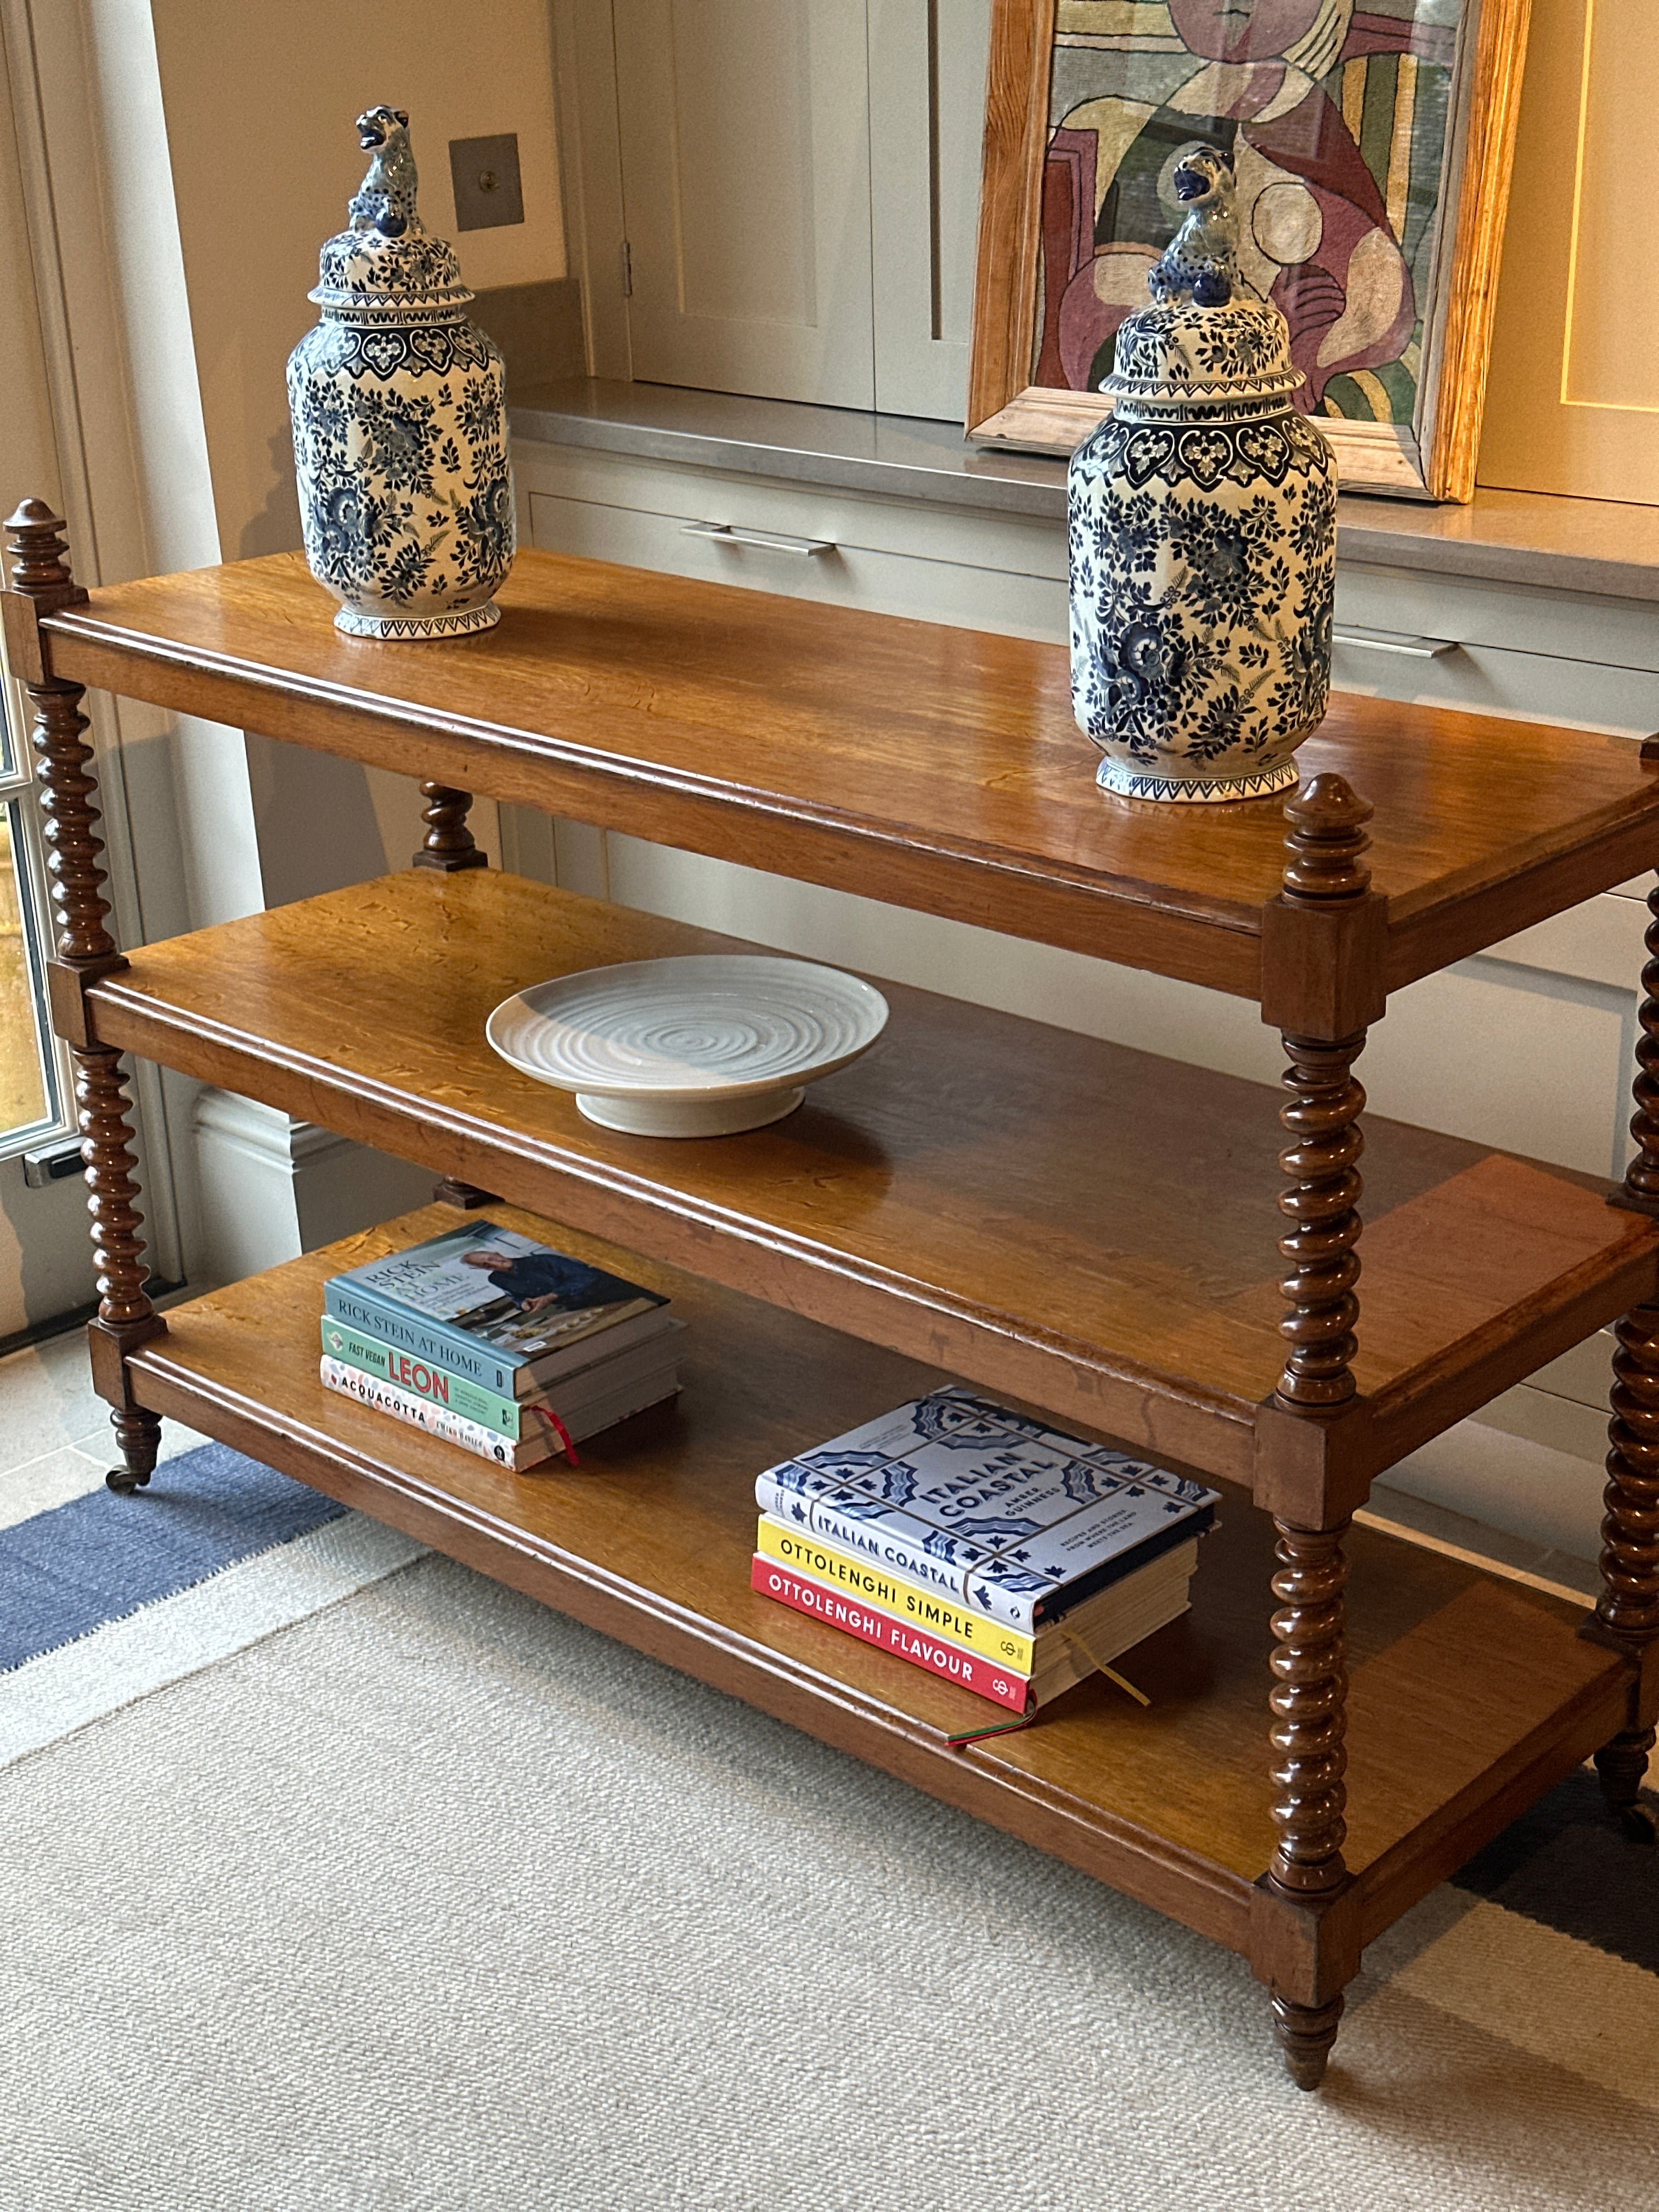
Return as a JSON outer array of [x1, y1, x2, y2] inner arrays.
[[411, 782, 488, 871], [1263, 1520, 1352, 2088], [1274, 1032, 1367, 1409], [3, 501, 165, 1489], [1594, 1323, 1659, 1835], [1592, 879, 1659, 1835], [1254, 775, 1374, 2086], [80, 1046, 163, 1492]]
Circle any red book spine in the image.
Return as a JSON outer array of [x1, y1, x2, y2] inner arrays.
[[751, 1557, 1031, 1713]]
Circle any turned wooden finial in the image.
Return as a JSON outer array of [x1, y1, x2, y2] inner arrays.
[[4, 499, 78, 599], [1282, 774, 1373, 904], [412, 781, 489, 871]]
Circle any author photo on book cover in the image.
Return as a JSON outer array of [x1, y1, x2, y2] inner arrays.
[[459, 1245, 644, 1317]]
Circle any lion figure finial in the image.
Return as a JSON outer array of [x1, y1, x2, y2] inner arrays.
[[348, 105, 420, 239], [1147, 146, 1239, 309]]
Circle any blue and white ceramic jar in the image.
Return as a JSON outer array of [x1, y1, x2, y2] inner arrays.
[[287, 105, 515, 639], [1068, 147, 1335, 803]]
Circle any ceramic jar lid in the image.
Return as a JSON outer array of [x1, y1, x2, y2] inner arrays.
[[1102, 297, 1302, 413], [311, 225, 472, 319], [1099, 142, 1301, 414]]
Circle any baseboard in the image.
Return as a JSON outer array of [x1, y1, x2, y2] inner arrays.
[[190, 1090, 433, 1285]]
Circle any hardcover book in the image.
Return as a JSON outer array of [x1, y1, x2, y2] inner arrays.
[[320, 1316, 521, 1435], [755, 1513, 1199, 1678], [319, 1314, 686, 1441], [319, 1350, 682, 1470], [751, 1556, 1032, 1712], [754, 1389, 1219, 1633], [324, 1220, 672, 1398], [751, 1551, 1195, 1711]]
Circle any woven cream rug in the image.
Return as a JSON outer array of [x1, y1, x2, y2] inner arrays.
[[2, 1448, 1656, 2209]]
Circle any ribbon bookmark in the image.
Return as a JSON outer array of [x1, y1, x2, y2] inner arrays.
[[945, 1712, 1037, 1748], [531, 1406, 580, 1466], [1065, 1628, 1152, 1708]]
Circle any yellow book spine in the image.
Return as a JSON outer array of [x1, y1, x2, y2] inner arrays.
[[756, 1515, 1036, 1674]]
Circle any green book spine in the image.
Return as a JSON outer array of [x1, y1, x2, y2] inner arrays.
[[318, 1316, 520, 1438]]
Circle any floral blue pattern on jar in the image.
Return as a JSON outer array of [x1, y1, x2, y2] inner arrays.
[[287, 106, 515, 639], [1068, 146, 1336, 803]]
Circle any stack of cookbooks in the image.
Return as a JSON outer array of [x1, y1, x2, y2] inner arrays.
[[752, 1388, 1219, 1718], [319, 1218, 684, 1469]]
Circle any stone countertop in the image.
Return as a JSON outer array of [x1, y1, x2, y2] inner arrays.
[[509, 379, 1659, 605]]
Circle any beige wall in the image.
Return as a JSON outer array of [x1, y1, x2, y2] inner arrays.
[[134, 1, 566, 910], [149, 0, 564, 560]]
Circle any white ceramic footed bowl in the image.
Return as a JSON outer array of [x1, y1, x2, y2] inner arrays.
[[486, 953, 889, 1138]]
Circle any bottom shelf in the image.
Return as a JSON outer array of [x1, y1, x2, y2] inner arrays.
[[125, 1203, 1630, 1957]]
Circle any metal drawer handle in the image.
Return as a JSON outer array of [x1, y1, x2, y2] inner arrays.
[[682, 521, 834, 558], [1331, 625, 1458, 659]]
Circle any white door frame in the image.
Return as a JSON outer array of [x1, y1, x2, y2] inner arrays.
[[0, 0, 198, 1324]]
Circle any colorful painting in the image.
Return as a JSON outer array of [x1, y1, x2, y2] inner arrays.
[[967, 0, 1529, 496], [1035, 0, 1459, 427]]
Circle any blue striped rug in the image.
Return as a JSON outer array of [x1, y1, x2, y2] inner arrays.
[[1, 1445, 347, 1670], [0, 1442, 425, 1765]]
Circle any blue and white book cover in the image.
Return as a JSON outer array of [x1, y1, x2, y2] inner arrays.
[[755, 1389, 1218, 1630], [327, 1220, 665, 1379], [754, 1467, 1045, 1624]]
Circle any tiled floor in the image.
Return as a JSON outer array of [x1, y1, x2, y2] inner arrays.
[[1, 1328, 212, 1532]]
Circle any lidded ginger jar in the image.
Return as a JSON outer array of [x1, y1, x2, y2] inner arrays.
[[287, 105, 515, 639], [1067, 145, 1336, 803]]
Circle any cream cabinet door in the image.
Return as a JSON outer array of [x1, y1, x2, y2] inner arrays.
[[867, 0, 994, 420], [613, 0, 876, 407], [1480, 0, 1659, 504]]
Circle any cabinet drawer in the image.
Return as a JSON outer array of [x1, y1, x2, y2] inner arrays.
[[1339, 560, 1659, 674], [521, 447, 1068, 642], [1335, 563, 1659, 735], [528, 487, 1064, 640], [520, 442, 1068, 577], [1330, 627, 1658, 738]]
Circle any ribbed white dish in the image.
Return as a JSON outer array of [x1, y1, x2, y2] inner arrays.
[[486, 954, 889, 1137]]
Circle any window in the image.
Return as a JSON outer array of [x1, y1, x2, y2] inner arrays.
[[0, 688, 71, 1156]]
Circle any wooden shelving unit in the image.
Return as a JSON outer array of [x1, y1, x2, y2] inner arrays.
[[7, 512, 1659, 2091]]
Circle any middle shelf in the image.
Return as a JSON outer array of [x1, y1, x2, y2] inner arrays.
[[90, 865, 1658, 1485]]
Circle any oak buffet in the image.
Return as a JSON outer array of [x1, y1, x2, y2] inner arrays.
[[8, 499, 1658, 2092]]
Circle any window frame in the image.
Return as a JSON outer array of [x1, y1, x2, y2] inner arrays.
[[0, 680, 76, 1160]]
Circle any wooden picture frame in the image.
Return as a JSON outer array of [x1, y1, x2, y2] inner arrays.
[[966, 0, 1532, 501]]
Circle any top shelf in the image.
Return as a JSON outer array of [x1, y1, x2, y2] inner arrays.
[[41, 549, 1659, 1001]]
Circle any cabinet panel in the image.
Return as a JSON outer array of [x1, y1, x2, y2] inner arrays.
[[612, 0, 875, 407], [1480, 0, 1659, 504], [867, 0, 994, 420]]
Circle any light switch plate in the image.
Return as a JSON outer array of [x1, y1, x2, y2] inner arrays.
[[449, 133, 523, 231]]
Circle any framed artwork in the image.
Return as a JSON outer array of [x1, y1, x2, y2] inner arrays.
[[967, 0, 1532, 499]]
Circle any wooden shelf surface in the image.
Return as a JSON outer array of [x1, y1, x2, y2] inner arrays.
[[42, 549, 1659, 998], [88, 868, 1659, 1487], [126, 1203, 1632, 1956]]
